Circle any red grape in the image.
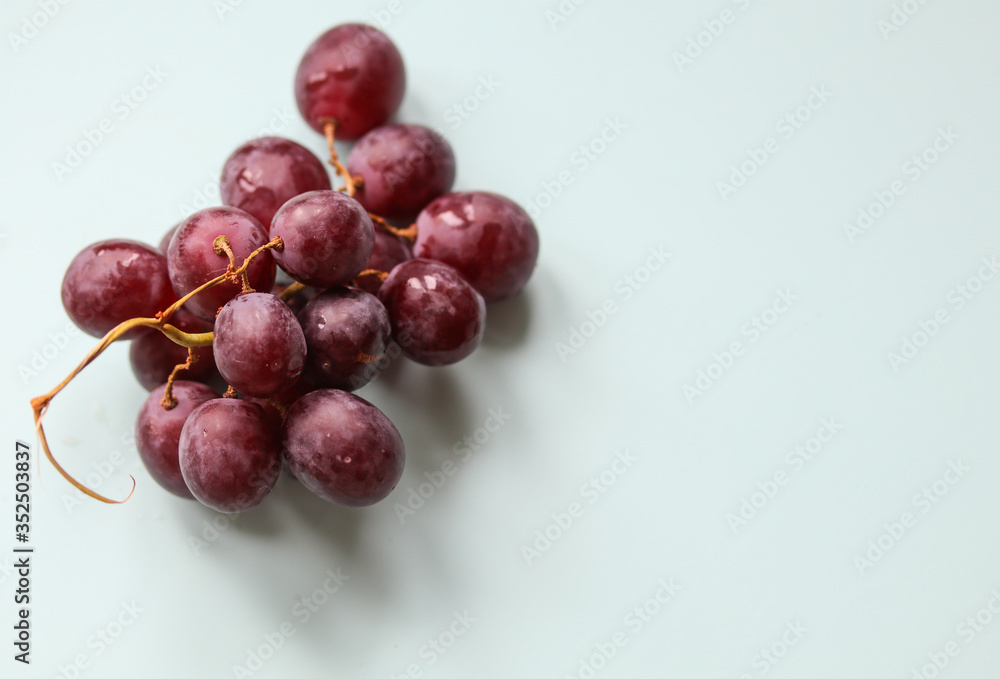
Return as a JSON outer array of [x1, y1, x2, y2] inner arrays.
[[129, 307, 217, 390], [282, 389, 404, 506], [135, 381, 219, 499], [158, 222, 180, 254], [61, 239, 178, 338], [355, 227, 412, 296], [297, 287, 391, 391], [179, 398, 281, 512], [269, 190, 374, 288], [213, 292, 306, 397], [347, 123, 456, 218], [220, 136, 331, 228], [378, 259, 486, 366], [294, 24, 406, 140], [242, 377, 314, 430], [413, 191, 539, 302], [167, 206, 276, 322]]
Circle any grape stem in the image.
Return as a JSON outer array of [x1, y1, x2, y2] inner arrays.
[[322, 118, 357, 197], [161, 348, 197, 410], [278, 281, 306, 301], [369, 212, 417, 242], [318, 120, 414, 245], [354, 269, 388, 285], [213, 235, 253, 293], [29, 236, 284, 504]]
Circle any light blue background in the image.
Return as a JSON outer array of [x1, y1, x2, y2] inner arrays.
[[2, 0, 1000, 677]]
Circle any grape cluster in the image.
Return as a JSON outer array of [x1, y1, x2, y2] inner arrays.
[[54, 23, 539, 512]]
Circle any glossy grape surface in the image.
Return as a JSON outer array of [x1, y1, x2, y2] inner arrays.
[[167, 207, 276, 322], [413, 191, 539, 302], [354, 227, 412, 296], [282, 389, 404, 506], [243, 377, 314, 430], [294, 23, 406, 139], [269, 190, 374, 288], [179, 398, 281, 512], [213, 292, 307, 398], [220, 137, 331, 228], [158, 223, 180, 254], [61, 239, 178, 338], [135, 381, 219, 499], [347, 124, 455, 218], [298, 287, 390, 391], [378, 259, 486, 366]]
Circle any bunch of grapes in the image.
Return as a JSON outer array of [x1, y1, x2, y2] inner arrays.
[[40, 23, 539, 513]]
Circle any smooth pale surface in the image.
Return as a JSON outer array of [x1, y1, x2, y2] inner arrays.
[[2, 1, 999, 677]]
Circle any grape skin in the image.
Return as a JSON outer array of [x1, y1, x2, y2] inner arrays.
[[294, 23, 406, 140], [158, 223, 180, 254], [61, 239, 178, 339], [179, 398, 281, 512], [220, 136, 331, 228], [242, 377, 314, 431], [355, 228, 412, 296], [378, 259, 486, 366], [413, 191, 539, 302], [167, 206, 276, 322], [213, 292, 307, 398], [297, 287, 391, 391], [269, 190, 374, 289], [283, 389, 405, 506], [135, 381, 219, 499], [347, 124, 456, 218]]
